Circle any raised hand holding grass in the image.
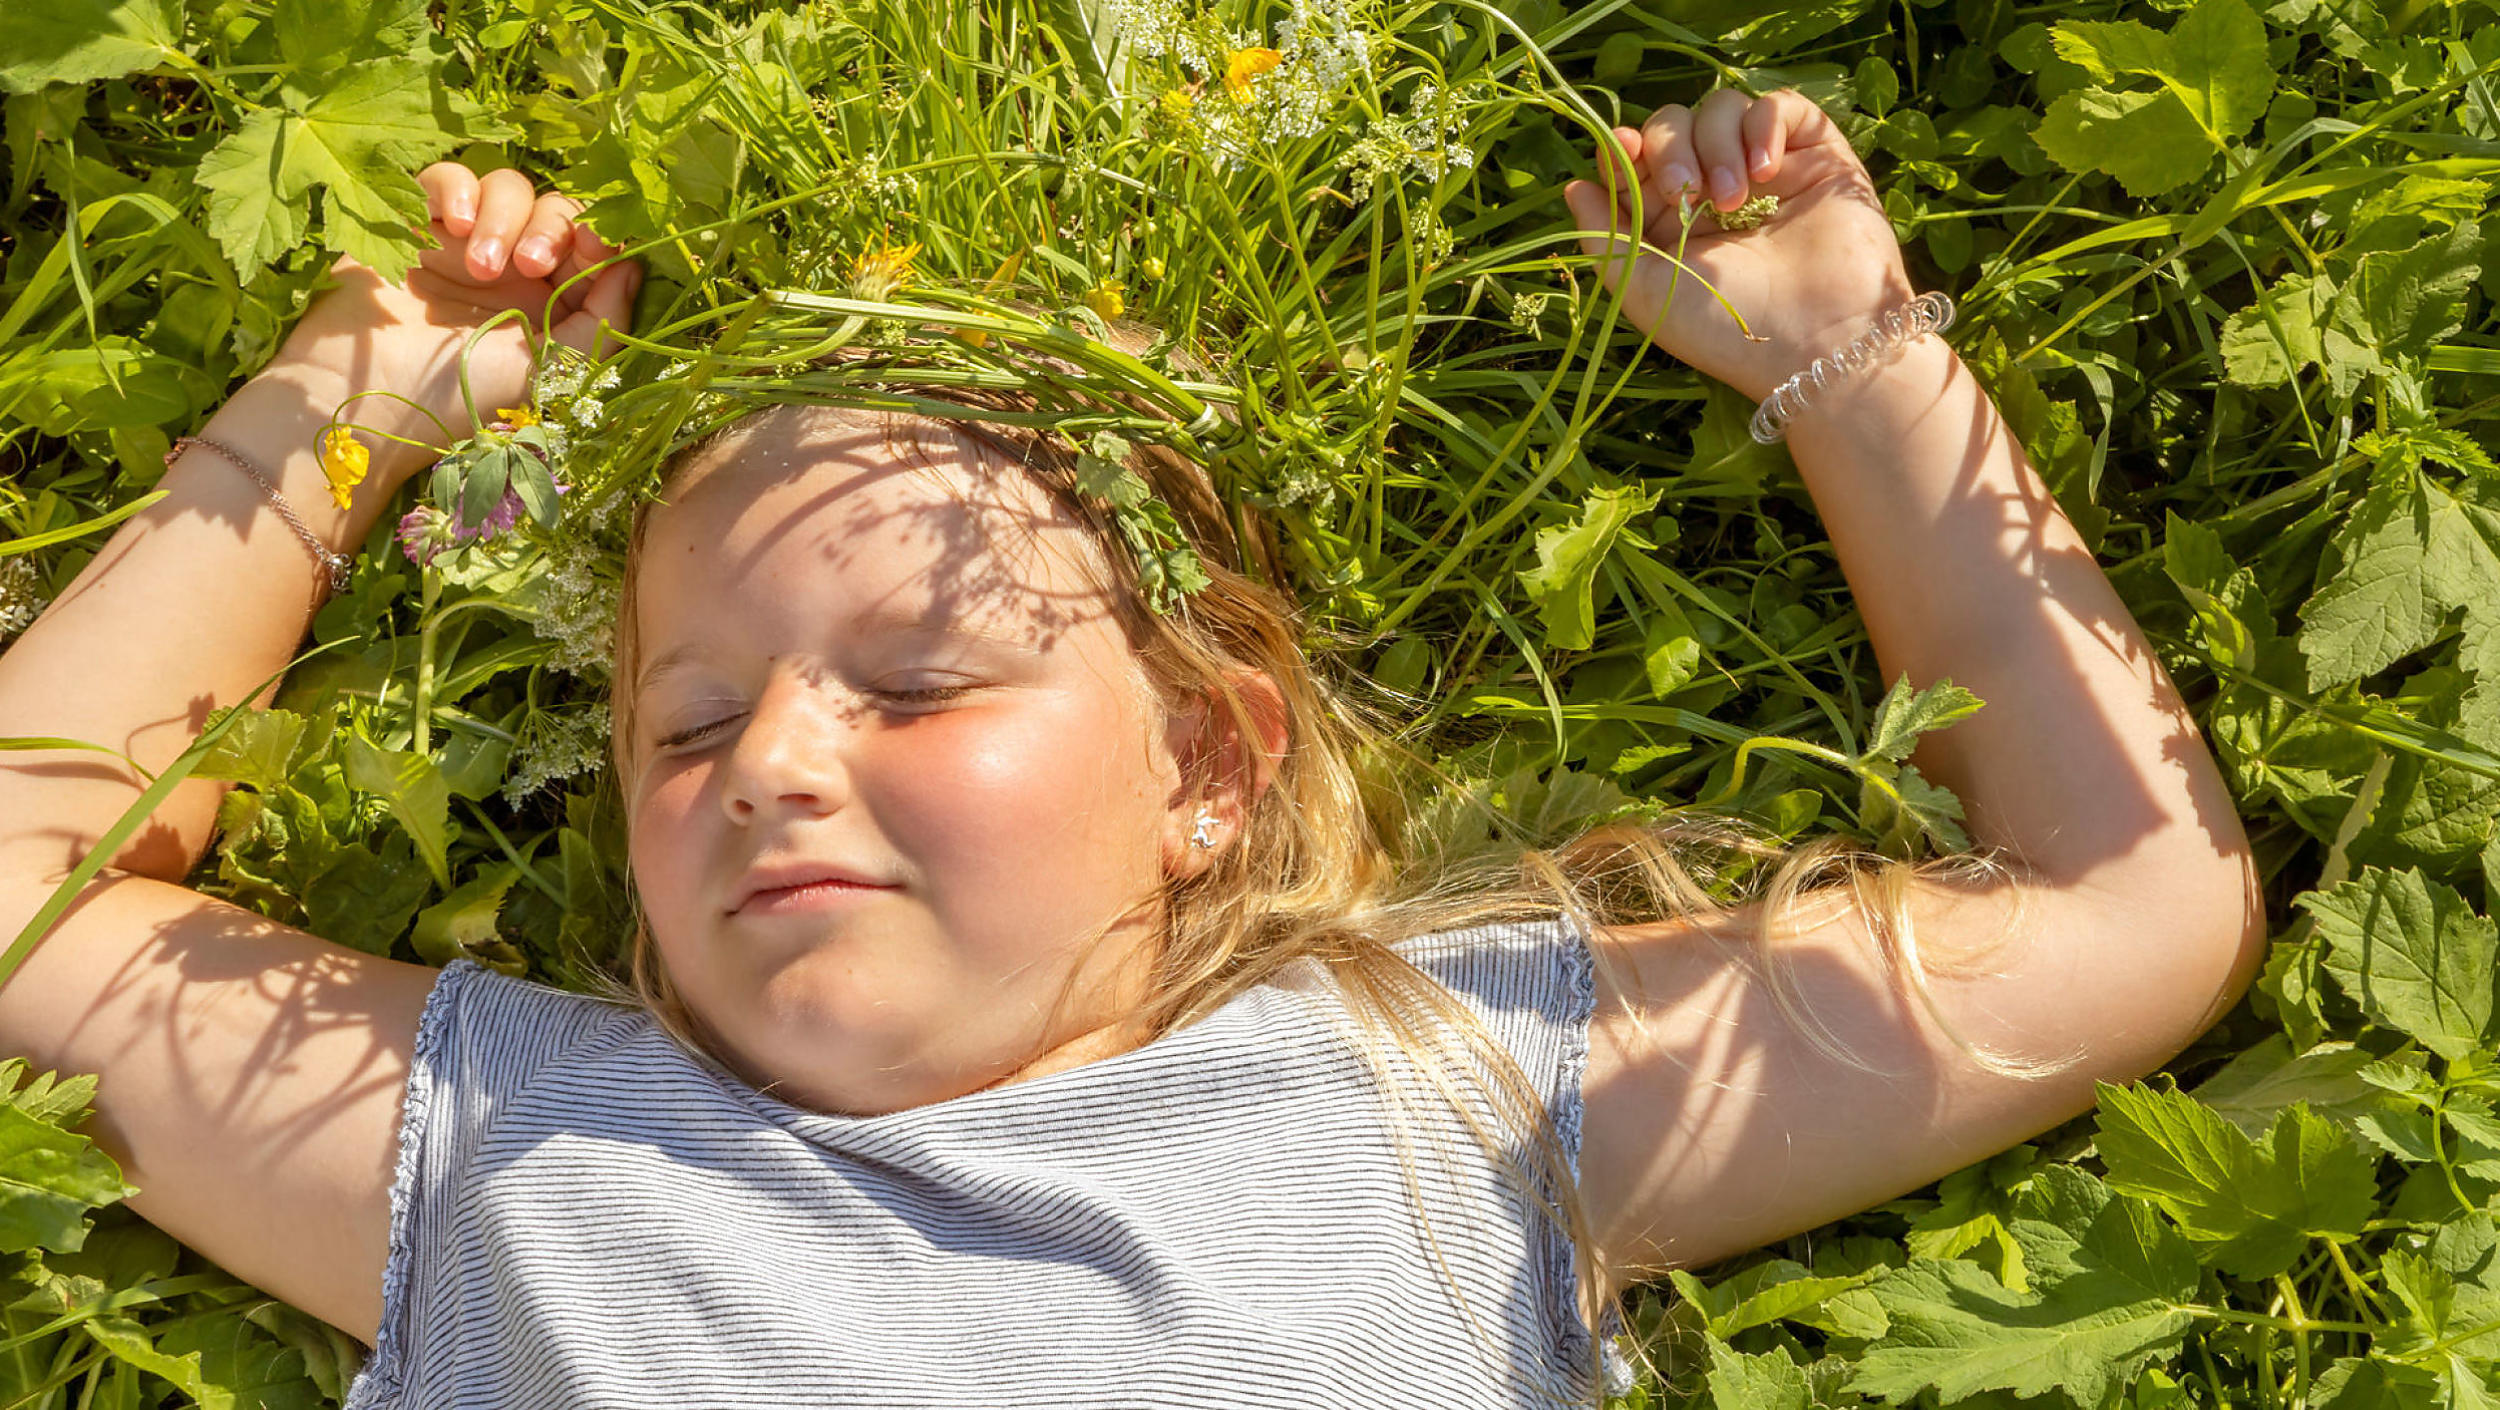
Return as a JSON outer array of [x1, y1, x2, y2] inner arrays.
[[265, 165, 640, 489], [1562, 86, 1914, 403]]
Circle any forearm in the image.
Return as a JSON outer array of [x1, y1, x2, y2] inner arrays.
[[0, 363, 407, 883], [1784, 337, 2258, 923]]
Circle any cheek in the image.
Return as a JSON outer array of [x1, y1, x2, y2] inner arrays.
[[628, 766, 713, 914], [891, 690, 1170, 866]]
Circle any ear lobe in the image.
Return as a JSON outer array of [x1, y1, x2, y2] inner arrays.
[[1162, 671, 1290, 878]]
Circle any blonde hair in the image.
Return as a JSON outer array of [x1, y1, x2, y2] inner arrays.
[[587, 366, 2055, 1402]]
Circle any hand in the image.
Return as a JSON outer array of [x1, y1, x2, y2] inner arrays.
[[1562, 88, 1912, 402], [261, 165, 641, 483]]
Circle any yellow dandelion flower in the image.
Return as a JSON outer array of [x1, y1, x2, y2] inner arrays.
[[1084, 281, 1126, 321], [496, 405, 540, 430], [1223, 47, 1282, 97], [318, 426, 369, 511], [848, 237, 922, 302]]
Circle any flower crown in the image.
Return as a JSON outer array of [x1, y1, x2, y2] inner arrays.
[[399, 271, 1241, 616]]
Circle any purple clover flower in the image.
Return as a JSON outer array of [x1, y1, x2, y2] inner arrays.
[[401, 476, 571, 567]]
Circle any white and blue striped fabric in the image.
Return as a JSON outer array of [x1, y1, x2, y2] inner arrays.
[[340, 917, 1608, 1409]]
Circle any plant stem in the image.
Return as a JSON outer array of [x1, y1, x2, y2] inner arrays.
[[414, 569, 443, 757]]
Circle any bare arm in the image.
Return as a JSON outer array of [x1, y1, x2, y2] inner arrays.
[[0, 361, 398, 882], [1562, 89, 2265, 1279], [0, 168, 637, 1341], [0, 168, 636, 883]]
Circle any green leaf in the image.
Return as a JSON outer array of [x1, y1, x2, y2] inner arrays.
[[2158, 0, 2274, 140], [2312, 1358, 2443, 1409], [410, 864, 517, 968], [194, 58, 461, 279], [2033, 87, 2213, 197], [0, 0, 185, 94], [1858, 674, 1986, 766], [136, 1306, 327, 1410], [340, 736, 452, 888], [1517, 485, 1658, 652], [272, 0, 428, 76], [1706, 1341, 1812, 1410], [193, 109, 317, 276], [2161, 510, 2276, 672], [1668, 1260, 1879, 1341], [1848, 1185, 2197, 1404], [2049, 19, 2172, 82], [193, 709, 310, 794], [2334, 219, 2485, 365], [301, 836, 433, 956], [2219, 273, 2330, 386], [461, 444, 515, 532], [2045, 0, 2271, 147], [2378, 1250, 2500, 1393], [2292, 460, 2500, 691], [2188, 1035, 2377, 1139], [2093, 1084, 2376, 1279], [0, 1102, 135, 1255], [1640, 599, 1701, 699], [2300, 865, 2497, 1059]]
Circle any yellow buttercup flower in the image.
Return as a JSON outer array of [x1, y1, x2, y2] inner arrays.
[[1084, 280, 1126, 321], [848, 237, 923, 302], [1223, 47, 1282, 97], [496, 405, 540, 430], [318, 426, 369, 511]]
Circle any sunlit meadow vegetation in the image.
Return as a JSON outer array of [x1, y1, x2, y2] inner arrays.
[[0, 0, 2496, 1402]]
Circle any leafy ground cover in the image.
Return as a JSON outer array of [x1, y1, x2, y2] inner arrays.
[[0, 0, 2496, 1404]]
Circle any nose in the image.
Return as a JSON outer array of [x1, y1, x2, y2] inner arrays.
[[718, 663, 855, 824]]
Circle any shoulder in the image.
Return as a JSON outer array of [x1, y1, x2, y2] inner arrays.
[[415, 960, 652, 1106], [1387, 912, 1597, 1029]]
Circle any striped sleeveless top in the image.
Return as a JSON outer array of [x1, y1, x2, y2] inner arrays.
[[340, 917, 1615, 1409]]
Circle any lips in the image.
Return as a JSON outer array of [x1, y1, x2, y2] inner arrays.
[[727, 862, 900, 915]]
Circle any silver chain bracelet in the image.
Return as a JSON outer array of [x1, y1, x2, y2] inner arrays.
[[167, 436, 354, 593], [1749, 291, 1957, 446]]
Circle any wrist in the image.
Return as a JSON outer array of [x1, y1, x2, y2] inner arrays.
[[249, 358, 447, 486], [1776, 334, 1964, 450]]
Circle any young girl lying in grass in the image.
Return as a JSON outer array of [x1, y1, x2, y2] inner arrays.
[[0, 86, 2263, 1406]]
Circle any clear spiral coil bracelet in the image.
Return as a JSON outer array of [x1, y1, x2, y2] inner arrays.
[[1748, 290, 1957, 446], [165, 435, 355, 593]]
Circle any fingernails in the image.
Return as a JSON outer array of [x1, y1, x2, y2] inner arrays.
[[1710, 167, 1742, 202], [1750, 146, 1774, 177], [517, 237, 555, 269], [471, 237, 504, 272], [1663, 163, 1698, 194]]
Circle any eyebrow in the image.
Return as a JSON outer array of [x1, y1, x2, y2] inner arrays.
[[634, 611, 1032, 693]]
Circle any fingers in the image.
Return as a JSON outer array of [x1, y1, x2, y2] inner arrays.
[[1740, 90, 1828, 187], [1561, 180, 1624, 302], [549, 219, 623, 299], [551, 261, 643, 360], [1640, 102, 1700, 205], [466, 168, 540, 281], [512, 192, 586, 281], [1639, 87, 1830, 214], [419, 163, 481, 238], [1689, 88, 1753, 211]]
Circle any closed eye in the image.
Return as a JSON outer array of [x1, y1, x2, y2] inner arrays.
[[878, 684, 977, 707], [656, 715, 738, 749], [655, 686, 976, 750]]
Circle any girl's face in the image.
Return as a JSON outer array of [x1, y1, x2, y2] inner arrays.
[[623, 407, 1200, 1116]]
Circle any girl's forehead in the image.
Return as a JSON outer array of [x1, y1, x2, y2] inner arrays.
[[641, 408, 1121, 644]]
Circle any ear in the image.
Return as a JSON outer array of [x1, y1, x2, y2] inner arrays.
[[1162, 670, 1290, 880]]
